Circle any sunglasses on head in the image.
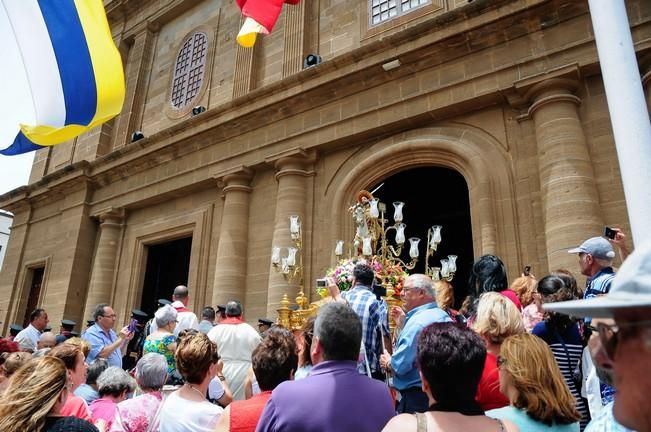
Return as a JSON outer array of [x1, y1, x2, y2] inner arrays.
[[586, 320, 651, 360]]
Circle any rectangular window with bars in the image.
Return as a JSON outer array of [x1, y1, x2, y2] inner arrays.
[[370, 0, 429, 26]]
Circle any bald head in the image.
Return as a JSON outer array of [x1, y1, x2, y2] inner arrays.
[[173, 285, 189, 305], [37, 332, 57, 349]]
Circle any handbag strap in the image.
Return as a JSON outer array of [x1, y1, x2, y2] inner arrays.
[[415, 412, 428, 432], [550, 326, 575, 370], [145, 392, 168, 432]]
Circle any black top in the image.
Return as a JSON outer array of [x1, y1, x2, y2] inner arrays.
[[43, 416, 98, 432]]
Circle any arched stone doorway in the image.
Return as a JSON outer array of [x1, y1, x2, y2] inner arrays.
[[369, 167, 473, 305], [323, 124, 521, 302]]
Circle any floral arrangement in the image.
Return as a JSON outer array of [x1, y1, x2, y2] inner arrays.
[[320, 257, 408, 298]]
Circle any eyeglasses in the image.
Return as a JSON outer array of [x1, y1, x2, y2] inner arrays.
[[101, 314, 117, 319], [587, 320, 651, 360], [496, 355, 506, 368]]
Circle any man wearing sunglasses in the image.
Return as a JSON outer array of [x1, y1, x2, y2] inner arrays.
[[546, 241, 651, 432]]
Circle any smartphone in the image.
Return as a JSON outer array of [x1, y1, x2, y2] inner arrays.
[[127, 318, 138, 333], [604, 227, 617, 240], [523, 265, 531, 276], [316, 278, 328, 288]]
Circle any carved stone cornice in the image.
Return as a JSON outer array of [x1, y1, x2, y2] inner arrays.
[[512, 64, 582, 120], [215, 166, 254, 193], [91, 207, 126, 225]]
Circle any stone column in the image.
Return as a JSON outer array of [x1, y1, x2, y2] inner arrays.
[[211, 168, 254, 306], [527, 78, 603, 272], [266, 152, 313, 317], [83, 208, 124, 320]]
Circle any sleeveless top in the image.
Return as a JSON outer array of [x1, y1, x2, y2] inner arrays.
[[230, 391, 272, 432]]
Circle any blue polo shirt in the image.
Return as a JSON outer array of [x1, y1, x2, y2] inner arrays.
[[391, 302, 451, 390], [82, 323, 122, 367]]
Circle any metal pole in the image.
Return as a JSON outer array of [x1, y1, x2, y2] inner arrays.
[[587, 0, 651, 246]]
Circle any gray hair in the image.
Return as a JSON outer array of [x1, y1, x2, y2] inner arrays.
[[136, 353, 168, 390], [32, 348, 51, 358], [93, 303, 110, 321], [406, 274, 436, 298], [154, 304, 178, 328], [97, 366, 136, 397], [87, 358, 109, 385], [314, 302, 362, 361]]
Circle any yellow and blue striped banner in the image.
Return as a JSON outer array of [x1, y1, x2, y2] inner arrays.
[[0, 0, 125, 155]]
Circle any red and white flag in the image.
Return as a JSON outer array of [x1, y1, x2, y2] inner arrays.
[[235, 0, 301, 47]]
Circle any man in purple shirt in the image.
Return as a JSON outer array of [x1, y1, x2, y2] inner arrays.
[[256, 302, 395, 432]]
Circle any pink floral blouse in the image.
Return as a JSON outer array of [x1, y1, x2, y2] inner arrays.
[[522, 303, 543, 332], [110, 391, 162, 432]]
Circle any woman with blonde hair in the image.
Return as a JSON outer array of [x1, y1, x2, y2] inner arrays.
[[0, 351, 31, 394], [48, 343, 92, 422], [433, 280, 461, 321], [0, 356, 98, 432], [487, 333, 580, 431], [510, 276, 542, 332], [472, 292, 525, 411]]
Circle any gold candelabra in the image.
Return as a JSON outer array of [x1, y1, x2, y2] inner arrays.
[[339, 191, 420, 271], [271, 215, 319, 330], [424, 225, 458, 281], [333, 190, 459, 331], [271, 215, 303, 286]]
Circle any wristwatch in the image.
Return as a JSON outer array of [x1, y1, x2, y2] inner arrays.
[[217, 375, 226, 381]]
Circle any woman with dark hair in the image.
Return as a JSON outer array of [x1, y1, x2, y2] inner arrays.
[[532, 275, 589, 429], [487, 333, 580, 431], [382, 322, 517, 432], [215, 327, 298, 432], [469, 255, 521, 312], [295, 316, 315, 380]]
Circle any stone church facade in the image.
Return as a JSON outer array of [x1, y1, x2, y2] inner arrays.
[[1, 0, 650, 331]]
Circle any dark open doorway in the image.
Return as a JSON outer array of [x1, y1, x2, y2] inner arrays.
[[370, 167, 473, 307], [22, 266, 45, 327], [140, 237, 192, 316]]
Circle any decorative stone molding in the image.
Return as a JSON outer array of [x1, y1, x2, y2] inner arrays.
[[282, 0, 306, 77]]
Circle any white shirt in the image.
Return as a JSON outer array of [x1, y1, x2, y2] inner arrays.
[[207, 320, 261, 400], [208, 377, 225, 401], [14, 324, 41, 352], [149, 301, 199, 336], [159, 390, 222, 432]]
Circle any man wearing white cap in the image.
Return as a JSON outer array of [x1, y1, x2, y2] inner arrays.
[[568, 236, 617, 299], [546, 241, 651, 432]]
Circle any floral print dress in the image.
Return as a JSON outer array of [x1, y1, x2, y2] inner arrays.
[[143, 334, 177, 375], [110, 391, 163, 432]]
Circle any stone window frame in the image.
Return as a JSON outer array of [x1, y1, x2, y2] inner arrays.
[[165, 26, 215, 120], [361, 0, 445, 40]]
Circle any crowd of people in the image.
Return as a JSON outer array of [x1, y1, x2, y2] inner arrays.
[[0, 227, 650, 432]]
